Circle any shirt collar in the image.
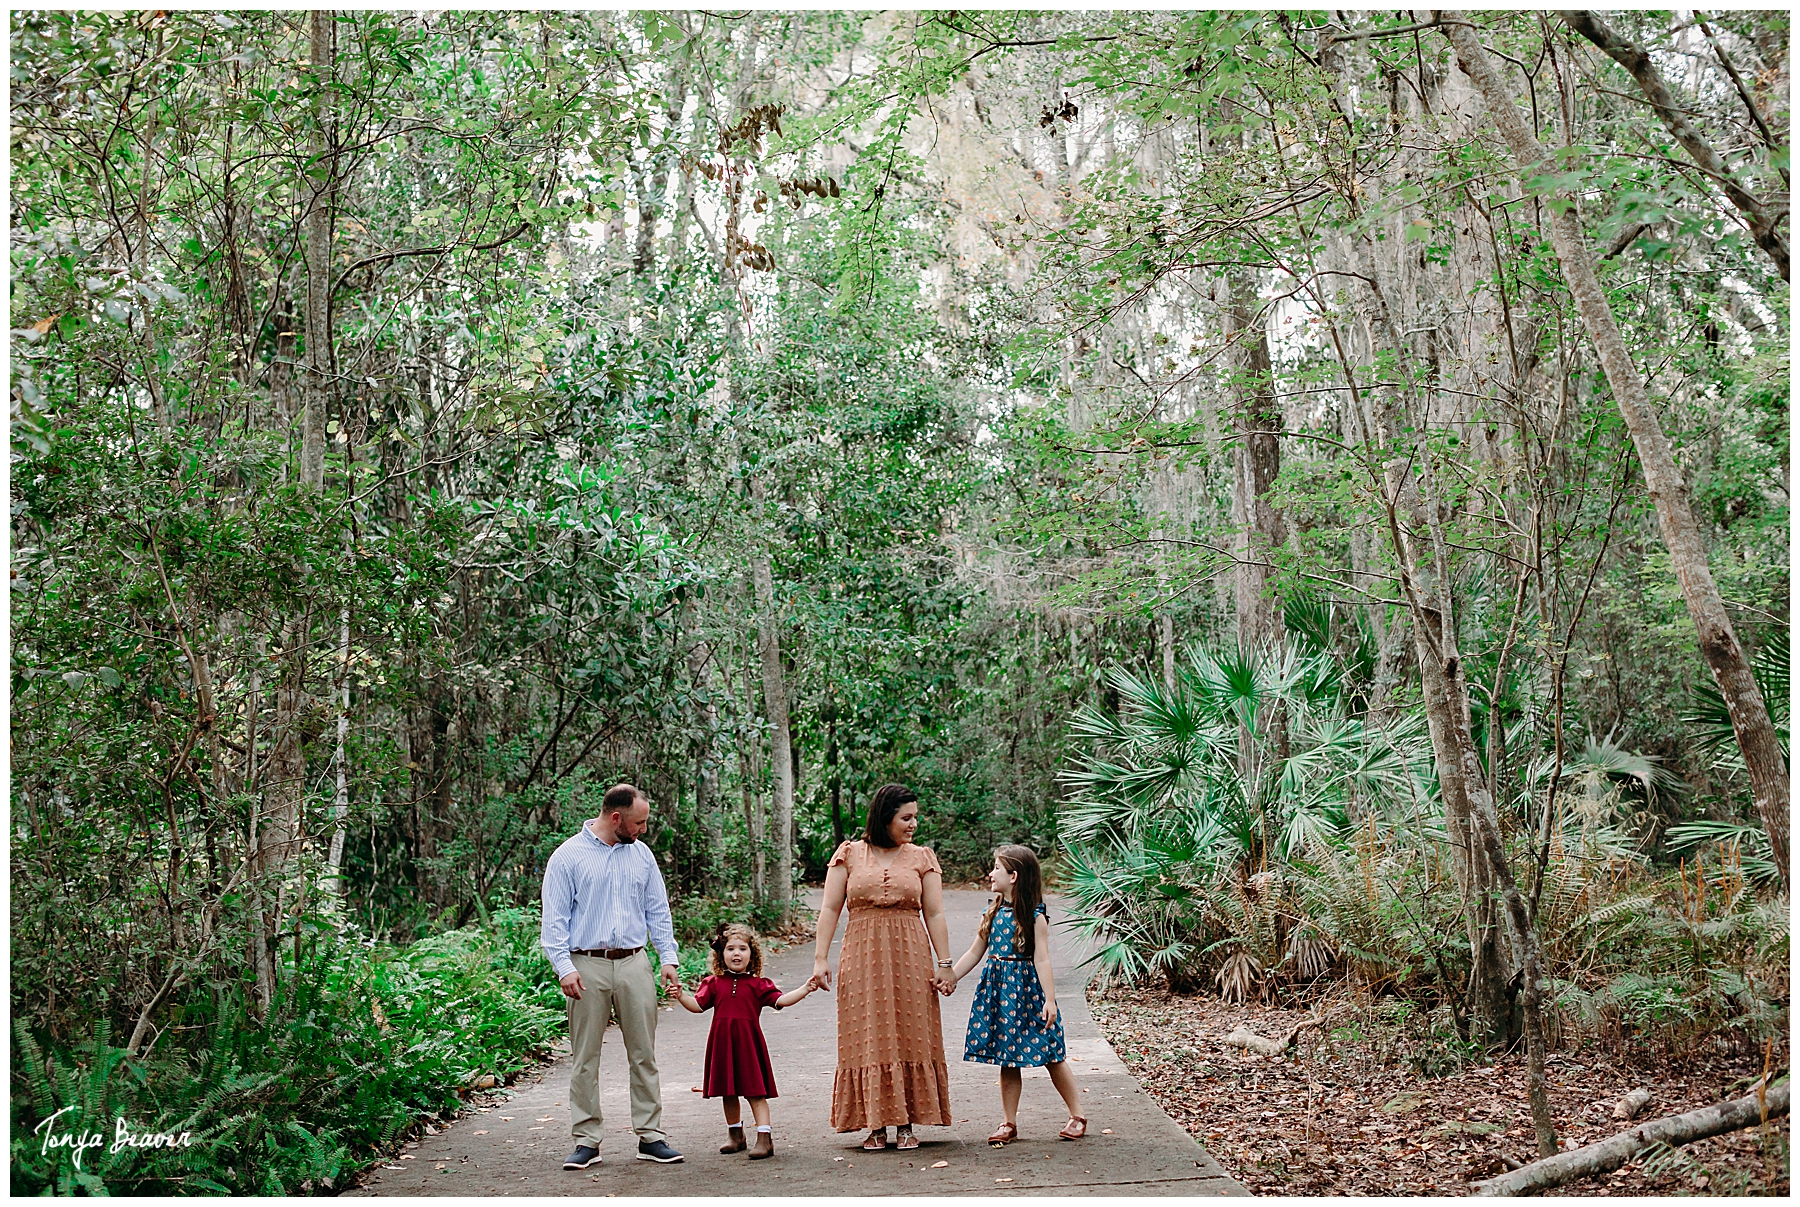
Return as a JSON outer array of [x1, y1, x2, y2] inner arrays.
[[582, 821, 624, 848]]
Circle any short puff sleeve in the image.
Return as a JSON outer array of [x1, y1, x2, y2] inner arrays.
[[913, 844, 942, 875], [827, 840, 855, 869], [694, 976, 718, 1010], [757, 977, 783, 1009]]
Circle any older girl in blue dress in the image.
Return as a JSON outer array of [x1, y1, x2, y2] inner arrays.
[[947, 844, 1087, 1144]]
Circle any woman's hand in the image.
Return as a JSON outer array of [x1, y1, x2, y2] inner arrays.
[[932, 968, 957, 996], [1041, 996, 1059, 1026], [811, 860, 847, 995]]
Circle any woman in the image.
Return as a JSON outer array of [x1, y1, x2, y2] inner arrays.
[[810, 783, 956, 1151]]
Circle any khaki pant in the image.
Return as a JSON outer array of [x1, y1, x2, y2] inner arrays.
[[566, 950, 664, 1147]]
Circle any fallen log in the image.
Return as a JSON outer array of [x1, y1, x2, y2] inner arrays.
[[1223, 1025, 1293, 1056], [1612, 1088, 1653, 1120], [1473, 1078, 1789, 1196], [1222, 1012, 1333, 1057]]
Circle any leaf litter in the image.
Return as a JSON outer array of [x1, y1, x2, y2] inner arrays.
[[1090, 983, 1789, 1196]]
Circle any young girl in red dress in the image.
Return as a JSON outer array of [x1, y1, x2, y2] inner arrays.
[[675, 922, 816, 1159]]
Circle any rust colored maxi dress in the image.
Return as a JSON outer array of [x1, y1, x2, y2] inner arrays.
[[827, 840, 953, 1131]]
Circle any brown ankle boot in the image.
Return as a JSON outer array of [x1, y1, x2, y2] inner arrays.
[[747, 1130, 774, 1160], [720, 1126, 747, 1153]]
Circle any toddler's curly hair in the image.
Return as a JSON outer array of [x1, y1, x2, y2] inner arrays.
[[707, 922, 763, 978]]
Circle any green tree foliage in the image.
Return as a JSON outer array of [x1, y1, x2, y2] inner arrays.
[[11, 7, 1788, 1192]]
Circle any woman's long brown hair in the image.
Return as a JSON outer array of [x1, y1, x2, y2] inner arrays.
[[977, 844, 1045, 960]]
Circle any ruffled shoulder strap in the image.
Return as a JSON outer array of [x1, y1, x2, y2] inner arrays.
[[828, 840, 857, 869]]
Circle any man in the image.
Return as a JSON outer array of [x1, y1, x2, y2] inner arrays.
[[541, 783, 684, 1170]]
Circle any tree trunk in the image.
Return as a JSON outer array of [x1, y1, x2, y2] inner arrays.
[[741, 701, 766, 904], [1410, 599, 1517, 1043], [1474, 1080, 1789, 1196], [1328, 217, 1519, 1045], [1152, 459, 1178, 691], [1468, 804, 1558, 1156], [676, 597, 720, 888], [1228, 273, 1285, 657], [1445, 13, 1791, 889], [412, 687, 448, 902], [1159, 613, 1176, 690], [257, 612, 309, 1015], [1401, 352, 1554, 1139], [749, 481, 794, 921], [326, 600, 350, 898], [825, 701, 844, 846], [634, 65, 686, 276], [135, 98, 170, 434], [300, 9, 334, 492]]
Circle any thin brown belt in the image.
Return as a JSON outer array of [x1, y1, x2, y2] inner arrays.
[[570, 946, 642, 960]]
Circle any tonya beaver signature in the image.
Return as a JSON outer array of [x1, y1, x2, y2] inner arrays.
[[34, 1105, 194, 1168]]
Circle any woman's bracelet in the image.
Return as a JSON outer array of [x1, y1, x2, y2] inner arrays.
[[935, 959, 953, 968]]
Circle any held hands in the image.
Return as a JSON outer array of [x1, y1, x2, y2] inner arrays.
[[660, 965, 681, 995], [808, 958, 956, 995]]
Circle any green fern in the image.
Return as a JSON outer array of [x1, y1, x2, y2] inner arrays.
[[12, 903, 584, 1194]]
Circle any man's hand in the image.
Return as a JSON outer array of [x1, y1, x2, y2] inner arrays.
[[560, 970, 584, 1000], [660, 964, 681, 995]]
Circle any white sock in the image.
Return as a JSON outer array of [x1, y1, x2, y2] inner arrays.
[[757, 1126, 771, 1133]]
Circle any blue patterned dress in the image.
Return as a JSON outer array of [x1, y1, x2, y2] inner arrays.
[[963, 902, 1067, 1067]]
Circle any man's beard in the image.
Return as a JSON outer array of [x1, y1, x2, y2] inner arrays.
[[616, 831, 638, 843]]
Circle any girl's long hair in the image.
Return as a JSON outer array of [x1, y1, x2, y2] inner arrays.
[[977, 844, 1045, 960], [708, 922, 763, 978]]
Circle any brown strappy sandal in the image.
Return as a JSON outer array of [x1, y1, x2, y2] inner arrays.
[[988, 1121, 1019, 1146], [1058, 1117, 1088, 1140]]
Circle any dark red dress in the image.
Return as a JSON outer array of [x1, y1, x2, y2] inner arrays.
[[696, 974, 782, 1098]]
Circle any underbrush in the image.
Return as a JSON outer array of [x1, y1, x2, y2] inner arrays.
[[1069, 820, 1789, 1061], [670, 890, 793, 949], [10, 906, 562, 1196]]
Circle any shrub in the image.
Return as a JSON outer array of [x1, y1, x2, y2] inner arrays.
[[11, 908, 562, 1196]]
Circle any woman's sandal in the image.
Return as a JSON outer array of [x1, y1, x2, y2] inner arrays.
[[987, 1121, 1019, 1146], [1058, 1117, 1088, 1141], [895, 1126, 920, 1151], [862, 1128, 890, 1151]]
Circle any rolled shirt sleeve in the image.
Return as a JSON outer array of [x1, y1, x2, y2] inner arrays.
[[541, 848, 578, 982], [643, 846, 679, 968]]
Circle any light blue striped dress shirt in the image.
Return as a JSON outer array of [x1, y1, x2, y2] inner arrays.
[[540, 823, 679, 982]]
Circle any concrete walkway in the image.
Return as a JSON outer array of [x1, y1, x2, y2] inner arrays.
[[347, 888, 1245, 1196]]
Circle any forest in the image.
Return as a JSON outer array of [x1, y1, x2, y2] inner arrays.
[[9, 8, 1789, 1195]]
